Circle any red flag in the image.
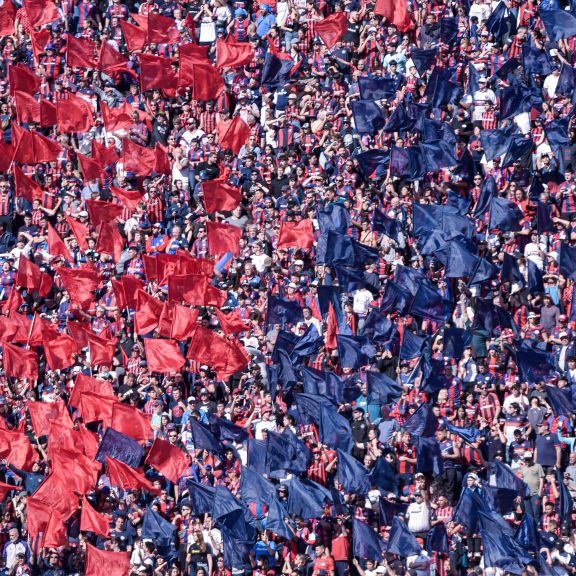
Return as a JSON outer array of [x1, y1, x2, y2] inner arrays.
[[105, 457, 161, 494], [56, 94, 94, 133], [88, 333, 116, 367], [14, 90, 40, 124], [43, 333, 77, 370], [374, 0, 414, 32], [23, 0, 60, 27], [69, 372, 115, 408], [0, 140, 13, 173], [277, 219, 314, 249], [215, 38, 254, 69], [155, 253, 179, 284], [178, 42, 210, 64], [78, 392, 115, 426], [120, 19, 147, 52], [92, 139, 119, 169], [132, 12, 180, 44], [12, 124, 63, 163], [187, 326, 249, 379], [134, 289, 163, 334], [315, 13, 348, 48], [57, 266, 100, 310], [33, 472, 78, 521], [39, 98, 57, 127], [144, 437, 189, 483], [167, 274, 226, 308], [0, 481, 18, 502], [16, 254, 51, 296], [202, 178, 242, 213], [2, 342, 38, 380], [0, 428, 37, 470], [33, 129, 63, 162], [144, 338, 185, 373], [86, 199, 124, 227], [121, 138, 156, 177], [47, 222, 72, 262], [67, 321, 91, 351], [13, 166, 42, 203], [101, 102, 135, 132], [80, 502, 111, 538], [1, 288, 23, 315], [65, 215, 89, 250], [158, 302, 198, 339], [206, 221, 242, 256], [78, 425, 99, 459], [215, 308, 251, 335], [26, 497, 52, 539], [28, 401, 72, 437], [216, 115, 251, 154], [85, 543, 130, 576], [9, 65, 40, 96], [117, 276, 144, 309], [111, 403, 153, 442], [154, 143, 171, 175], [178, 61, 224, 100], [96, 221, 124, 262], [50, 446, 99, 494], [98, 41, 134, 80], [0, 1, 15, 37], [66, 36, 98, 69], [326, 302, 338, 350], [30, 27, 50, 59], [110, 185, 142, 211], [178, 252, 215, 276], [77, 152, 106, 182], [43, 510, 67, 548], [138, 53, 178, 92]]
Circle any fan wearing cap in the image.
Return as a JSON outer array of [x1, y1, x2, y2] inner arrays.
[[522, 311, 547, 342], [145, 223, 169, 255], [471, 75, 496, 123], [550, 313, 570, 343]]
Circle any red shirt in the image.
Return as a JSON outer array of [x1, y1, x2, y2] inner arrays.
[[313, 555, 335, 576]]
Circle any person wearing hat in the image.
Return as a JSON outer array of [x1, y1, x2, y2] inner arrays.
[[471, 75, 496, 124], [256, 4, 276, 38], [521, 450, 545, 519]]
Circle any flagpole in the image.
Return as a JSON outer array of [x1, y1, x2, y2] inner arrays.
[[25, 311, 37, 350]]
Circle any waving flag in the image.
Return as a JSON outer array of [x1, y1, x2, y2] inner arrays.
[[315, 13, 348, 48]]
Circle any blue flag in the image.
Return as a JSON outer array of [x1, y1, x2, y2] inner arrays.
[[210, 415, 249, 444], [485, 1, 515, 38], [261, 52, 294, 89], [409, 282, 453, 323], [222, 528, 252, 570], [360, 310, 397, 348], [379, 281, 412, 315], [495, 57, 520, 80], [527, 259, 545, 293], [399, 330, 427, 360], [488, 197, 523, 231], [537, 201, 556, 234], [294, 393, 336, 426], [440, 17, 458, 43], [373, 209, 402, 241], [369, 456, 396, 493], [357, 150, 389, 178], [383, 104, 414, 133], [333, 265, 369, 293], [446, 422, 480, 444], [264, 497, 295, 540], [416, 437, 444, 475], [387, 516, 422, 557], [473, 176, 497, 217], [291, 325, 323, 363], [317, 204, 350, 234], [366, 371, 402, 404], [425, 68, 463, 108], [472, 298, 518, 337], [514, 512, 541, 552], [559, 242, 576, 280], [480, 529, 534, 574], [187, 481, 215, 515], [545, 385, 576, 416], [358, 77, 398, 100], [490, 460, 530, 498], [557, 63, 575, 97], [142, 508, 175, 551], [247, 438, 268, 474], [240, 465, 276, 507], [403, 404, 438, 437], [501, 252, 524, 284], [319, 403, 354, 452], [351, 100, 386, 133], [267, 295, 304, 326], [336, 449, 371, 495], [522, 45, 552, 77], [302, 366, 344, 404], [427, 523, 449, 554], [557, 468, 573, 521], [443, 327, 473, 360], [189, 418, 223, 453], [540, 10, 576, 41], [267, 430, 310, 474], [379, 499, 408, 524], [410, 48, 437, 74], [482, 482, 519, 515], [95, 428, 144, 468], [286, 477, 332, 520], [353, 518, 386, 560], [336, 334, 376, 369], [512, 344, 556, 384]]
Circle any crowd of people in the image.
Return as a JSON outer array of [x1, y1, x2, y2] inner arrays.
[[0, 0, 575, 574]]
